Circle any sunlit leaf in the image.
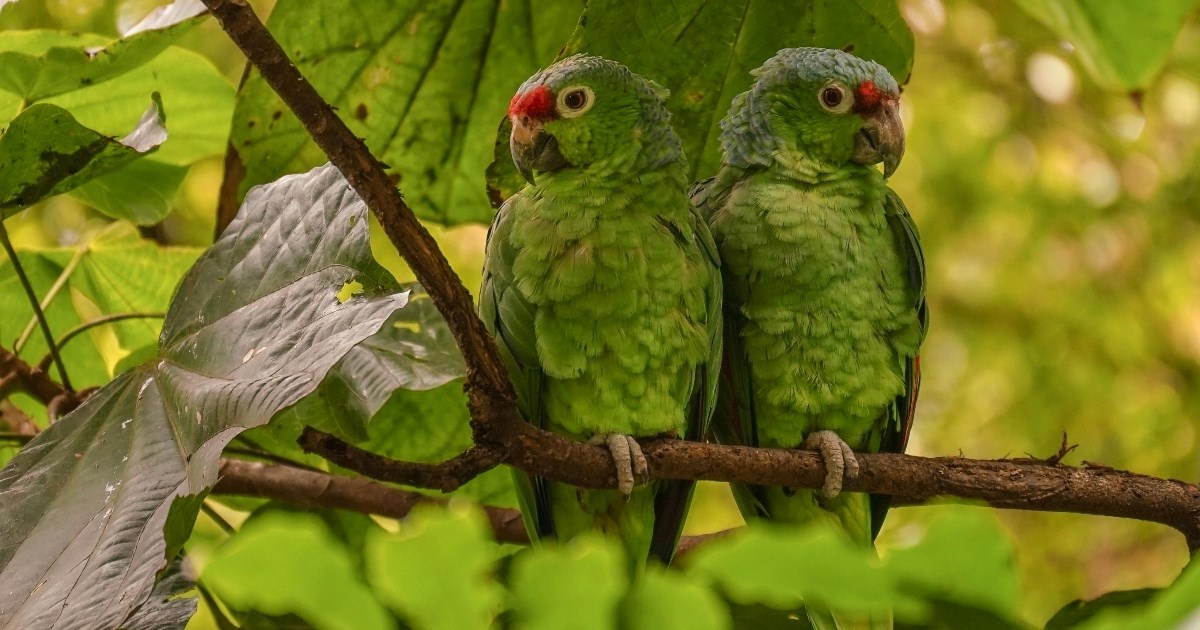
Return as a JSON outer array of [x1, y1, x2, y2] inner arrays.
[[41, 45, 235, 166], [883, 506, 1021, 619], [0, 223, 199, 389], [203, 511, 394, 630], [623, 567, 731, 630], [509, 535, 628, 630], [0, 164, 410, 629], [687, 524, 899, 616], [0, 2, 206, 101], [366, 504, 504, 630]]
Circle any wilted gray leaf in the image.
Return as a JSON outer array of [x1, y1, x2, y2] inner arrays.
[[0, 164, 409, 629]]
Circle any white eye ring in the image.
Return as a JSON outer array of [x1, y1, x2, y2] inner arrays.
[[818, 83, 854, 114], [557, 85, 595, 118]]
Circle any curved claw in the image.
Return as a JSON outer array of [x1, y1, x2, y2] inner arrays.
[[802, 430, 859, 498], [589, 433, 647, 498]]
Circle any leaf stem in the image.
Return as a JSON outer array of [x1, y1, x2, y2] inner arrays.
[[36, 312, 165, 371], [0, 432, 35, 444], [14, 244, 86, 353], [0, 221, 73, 392], [199, 501, 236, 536]]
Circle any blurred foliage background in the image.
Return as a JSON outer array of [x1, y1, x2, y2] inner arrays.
[[2, 0, 1199, 626]]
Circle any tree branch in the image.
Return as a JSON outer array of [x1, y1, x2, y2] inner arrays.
[[0, 345, 66, 407], [198, 0, 522, 446], [213, 458, 734, 552], [301, 426, 1200, 551], [214, 458, 528, 544], [298, 428, 503, 492]]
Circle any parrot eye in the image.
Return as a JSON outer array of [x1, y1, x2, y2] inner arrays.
[[818, 84, 853, 113], [557, 85, 595, 118]]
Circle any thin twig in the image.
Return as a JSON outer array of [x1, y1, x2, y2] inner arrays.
[[15, 245, 85, 353], [214, 458, 528, 544], [200, 501, 236, 535], [37, 312, 165, 372], [0, 432, 35, 444], [299, 428, 503, 492], [0, 222, 72, 392]]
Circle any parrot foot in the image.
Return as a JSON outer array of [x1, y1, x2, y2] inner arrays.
[[801, 430, 860, 499], [588, 433, 648, 498]]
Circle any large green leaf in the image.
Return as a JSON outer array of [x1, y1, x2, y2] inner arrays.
[[622, 568, 731, 630], [1012, 0, 1197, 90], [1066, 559, 1200, 630], [686, 507, 1025, 626], [40, 44, 236, 166], [203, 511, 394, 630], [486, 0, 915, 197], [0, 164, 411, 629], [687, 524, 900, 617], [229, 0, 582, 226], [366, 504, 504, 630], [1046, 589, 1160, 629], [0, 99, 166, 216], [0, 223, 201, 394], [882, 507, 1021, 620], [0, 30, 235, 169], [0, 25, 234, 221], [508, 534, 628, 630], [68, 159, 189, 226], [0, 1, 206, 101]]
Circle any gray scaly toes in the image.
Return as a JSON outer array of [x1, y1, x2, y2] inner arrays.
[[801, 430, 860, 498], [588, 433, 648, 497]]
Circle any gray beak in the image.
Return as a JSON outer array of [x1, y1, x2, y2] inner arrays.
[[851, 98, 905, 179], [510, 115, 569, 186]]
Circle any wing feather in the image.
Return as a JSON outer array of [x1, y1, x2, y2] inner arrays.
[[870, 188, 929, 539]]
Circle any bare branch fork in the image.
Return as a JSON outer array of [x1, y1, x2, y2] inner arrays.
[[12, 0, 1189, 552]]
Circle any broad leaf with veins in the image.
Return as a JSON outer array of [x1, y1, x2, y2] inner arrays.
[[0, 164, 415, 629], [0, 99, 166, 216]]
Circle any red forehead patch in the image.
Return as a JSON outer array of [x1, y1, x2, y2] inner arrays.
[[856, 80, 883, 111], [508, 85, 555, 120]]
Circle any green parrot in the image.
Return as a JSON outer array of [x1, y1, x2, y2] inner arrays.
[[693, 47, 927, 626], [479, 54, 722, 567]]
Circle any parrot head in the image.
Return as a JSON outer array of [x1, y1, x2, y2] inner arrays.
[[507, 54, 679, 184], [724, 47, 905, 178]]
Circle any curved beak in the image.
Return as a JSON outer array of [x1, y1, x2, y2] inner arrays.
[[510, 115, 569, 185], [851, 98, 905, 179]]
